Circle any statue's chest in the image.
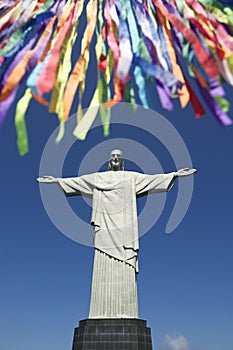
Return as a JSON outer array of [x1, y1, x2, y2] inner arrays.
[[95, 172, 135, 206]]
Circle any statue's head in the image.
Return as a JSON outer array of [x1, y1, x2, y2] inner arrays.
[[108, 149, 124, 171]]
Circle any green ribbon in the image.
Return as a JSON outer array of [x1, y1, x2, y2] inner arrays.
[[15, 89, 32, 155]]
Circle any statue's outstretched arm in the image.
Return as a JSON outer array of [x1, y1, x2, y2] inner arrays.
[[175, 168, 197, 177], [136, 168, 197, 197], [37, 176, 58, 183]]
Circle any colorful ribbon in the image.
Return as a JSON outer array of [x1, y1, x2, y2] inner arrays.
[[0, 0, 232, 154]]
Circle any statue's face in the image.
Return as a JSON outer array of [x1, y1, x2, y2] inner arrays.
[[108, 149, 124, 171]]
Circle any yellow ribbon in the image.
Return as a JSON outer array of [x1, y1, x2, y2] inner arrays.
[[15, 88, 33, 155], [62, 0, 97, 121], [73, 89, 99, 140]]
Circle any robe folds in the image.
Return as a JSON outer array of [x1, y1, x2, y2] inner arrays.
[[58, 171, 176, 271], [57, 170, 176, 318]]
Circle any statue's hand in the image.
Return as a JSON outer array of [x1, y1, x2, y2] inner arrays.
[[37, 176, 57, 183], [176, 168, 197, 177]]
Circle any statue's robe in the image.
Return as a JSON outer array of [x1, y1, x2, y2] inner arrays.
[[57, 171, 176, 318]]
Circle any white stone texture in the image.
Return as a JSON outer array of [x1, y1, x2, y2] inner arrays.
[[56, 170, 176, 318], [89, 249, 138, 318], [38, 168, 196, 319]]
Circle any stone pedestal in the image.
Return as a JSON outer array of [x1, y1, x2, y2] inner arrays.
[[71, 318, 153, 350]]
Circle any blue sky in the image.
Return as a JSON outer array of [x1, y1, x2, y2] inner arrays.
[[0, 81, 233, 350]]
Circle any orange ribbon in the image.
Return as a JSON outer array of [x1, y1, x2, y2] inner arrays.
[[156, 7, 190, 108]]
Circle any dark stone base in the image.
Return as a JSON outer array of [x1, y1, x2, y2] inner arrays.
[[71, 318, 153, 350]]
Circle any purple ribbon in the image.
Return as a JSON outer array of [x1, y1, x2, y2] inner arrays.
[[0, 86, 19, 127], [196, 80, 232, 126], [0, 38, 35, 92]]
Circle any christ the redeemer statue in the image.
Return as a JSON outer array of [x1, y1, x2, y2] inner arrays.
[[37, 150, 196, 319]]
